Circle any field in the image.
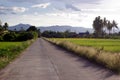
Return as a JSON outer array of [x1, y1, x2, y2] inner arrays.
[[0, 41, 33, 70], [47, 38, 120, 73], [51, 38, 120, 53], [0, 42, 23, 49]]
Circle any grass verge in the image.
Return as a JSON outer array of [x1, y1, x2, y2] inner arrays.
[[0, 39, 35, 70], [45, 38, 120, 74]]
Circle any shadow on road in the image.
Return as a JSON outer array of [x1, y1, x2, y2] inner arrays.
[[48, 42, 119, 80]]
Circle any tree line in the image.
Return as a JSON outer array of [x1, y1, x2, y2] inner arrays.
[[0, 20, 40, 41], [93, 16, 119, 38], [0, 16, 120, 39]]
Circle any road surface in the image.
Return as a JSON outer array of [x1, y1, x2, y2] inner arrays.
[[0, 38, 120, 80]]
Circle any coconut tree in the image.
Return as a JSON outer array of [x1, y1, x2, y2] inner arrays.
[[107, 21, 112, 35], [103, 17, 108, 33], [93, 16, 104, 37], [112, 20, 118, 33]]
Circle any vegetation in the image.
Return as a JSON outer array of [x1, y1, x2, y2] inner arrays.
[[0, 20, 40, 41], [0, 40, 34, 69], [93, 16, 119, 38], [51, 38, 120, 53], [46, 38, 120, 73], [0, 20, 39, 70], [42, 30, 87, 38]]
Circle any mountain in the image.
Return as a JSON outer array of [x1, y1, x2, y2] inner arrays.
[[9, 24, 93, 33], [9, 23, 31, 31], [39, 25, 93, 33]]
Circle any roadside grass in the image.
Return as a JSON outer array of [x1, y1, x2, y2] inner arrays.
[[46, 38, 120, 73], [51, 38, 120, 53], [0, 40, 34, 70]]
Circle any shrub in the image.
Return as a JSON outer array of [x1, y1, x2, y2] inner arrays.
[[3, 32, 17, 41], [17, 32, 34, 41], [0, 36, 3, 41]]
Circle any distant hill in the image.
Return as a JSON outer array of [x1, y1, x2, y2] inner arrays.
[[9, 23, 31, 31], [9, 24, 93, 33], [39, 25, 93, 33]]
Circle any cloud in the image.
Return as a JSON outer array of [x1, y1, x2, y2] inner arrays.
[[32, 3, 51, 8], [65, 4, 80, 11], [0, 6, 27, 14], [12, 7, 26, 13], [5, 0, 100, 4]]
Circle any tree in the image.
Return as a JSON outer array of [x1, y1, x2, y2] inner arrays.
[[0, 20, 2, 26], [0, 20, 3, 31], [106, 20, 118, 35], [0, 20, 4, 35], [93, 16, 119, 37], [103, 17, 108, 33], [107, 21, 112, 35], [3, 22, 8, 30], [27, 26, 37, 32], [112, 20, 118, 33], [93, 16, 104, 37]]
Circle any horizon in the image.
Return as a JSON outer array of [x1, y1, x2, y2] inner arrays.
[[0, 0, 120, 28], [10, 23, 93, 28]]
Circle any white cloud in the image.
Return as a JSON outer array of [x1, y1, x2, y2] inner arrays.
[[0, 6, 27, 14], [12, 7, 26, 13], [32, 3, 51, 8], [1, 0, 120, 28]]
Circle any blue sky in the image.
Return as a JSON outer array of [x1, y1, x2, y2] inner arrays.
[[0, 0, 120, 28]]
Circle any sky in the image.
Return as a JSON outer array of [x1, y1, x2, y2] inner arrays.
[[0, 0, 120, 28]]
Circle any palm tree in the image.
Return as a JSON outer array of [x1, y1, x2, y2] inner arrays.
[[107, 21, 112, 35], [93, 16, 104, 37], [112, 20, 118, 33], [103, 17, 108, 33]]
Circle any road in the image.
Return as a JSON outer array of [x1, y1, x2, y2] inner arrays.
[[0, 38, 119, 80]]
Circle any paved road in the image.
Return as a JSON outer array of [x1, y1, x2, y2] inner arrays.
[[0, 38, 120, 80]]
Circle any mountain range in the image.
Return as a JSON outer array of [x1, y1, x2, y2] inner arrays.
[[9, 23, 93, 33]]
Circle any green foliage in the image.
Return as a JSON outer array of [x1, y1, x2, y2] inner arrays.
[[31, 31, 38, 39], [3, 32, 17, 41], [51, 38, 120, 53], [0, 31, 38, 41], [42, 30, 78, 38], [93, 16, 119, 38], [3, 22, 8, 30], [17, 32, 34, 41], [0, 36, 3, 41], [17, 32, 38, 41], [93, 16, 103, 37], [27, 26, 37, 32], [0, 40, 33, 70]]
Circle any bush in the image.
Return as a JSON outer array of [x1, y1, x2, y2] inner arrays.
[[31, 31, 38, 39], [16, 31, 38, 41], [1, 31, 38, 42], [0, 36, 3, 41], [3, 32, 17, 41], [17, 32, 34, 41]]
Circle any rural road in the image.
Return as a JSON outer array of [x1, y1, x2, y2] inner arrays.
[[0, 38, 120, 80]]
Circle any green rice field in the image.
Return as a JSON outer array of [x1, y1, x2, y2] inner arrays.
[[0, 41, 32, 69], [0, 42, 23, 49], [51, 38, 120, 53]]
